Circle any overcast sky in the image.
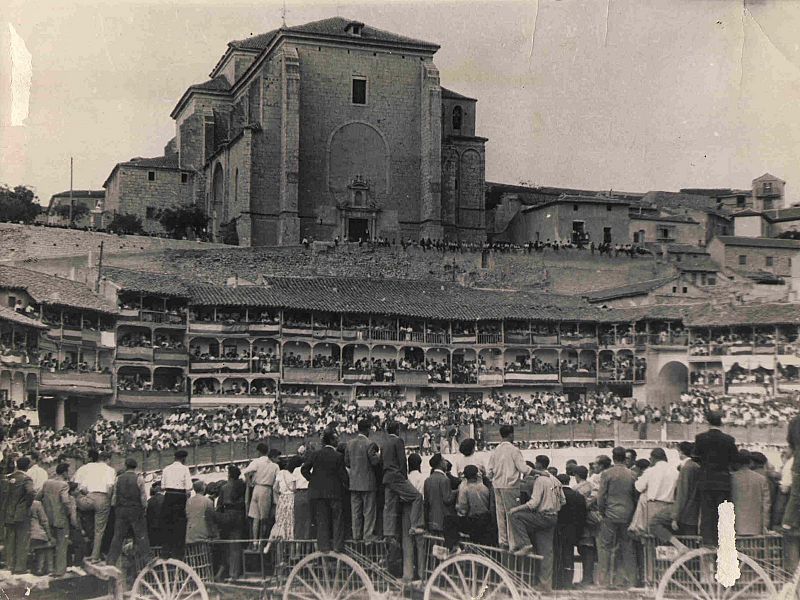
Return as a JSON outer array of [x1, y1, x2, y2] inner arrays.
[[2, 0, 800, 205]]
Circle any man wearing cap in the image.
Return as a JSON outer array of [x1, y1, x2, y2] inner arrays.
[[160, 449, 193, 558], [694, 411, 738, 546], [243, 442, 279, 546]]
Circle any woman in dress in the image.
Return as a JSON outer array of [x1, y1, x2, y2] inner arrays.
[[269, 457, 296, 540]]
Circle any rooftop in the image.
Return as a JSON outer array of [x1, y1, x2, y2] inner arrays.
[[441, 87, 477, 102], [687, 302, 800, 327], [583, 276, 678, 303], [0, 265, 117, 314], [714, 236, 800, 249], [50, 190, 104, 199], [229, 17, 439, 52], [522, 195, 630, 212], [102, 267, 192, 299], [0, 306, 47, 329]]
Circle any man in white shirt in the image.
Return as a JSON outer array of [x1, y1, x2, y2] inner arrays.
[[160, 449, 193, 558], [26, 450, 48, 494], [242, 442, 279, 546], [407, 453, 425, 495], [74, 450, 117, 562], [486, 425, 532, 549], [636, 447, 688, 554]]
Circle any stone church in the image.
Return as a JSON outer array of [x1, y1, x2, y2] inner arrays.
[[103, 17, 487, 246]]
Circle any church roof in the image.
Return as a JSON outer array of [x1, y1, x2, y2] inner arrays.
[[120, 155, 179, 169], [753, 173, 785, 183], [189, 74, 231, 93], [583, 276, 678, 303], [230, 17, 439, 51], [441, 87, 477, 102]]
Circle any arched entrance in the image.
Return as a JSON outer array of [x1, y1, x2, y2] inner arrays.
[[653, 361, 689, 407]]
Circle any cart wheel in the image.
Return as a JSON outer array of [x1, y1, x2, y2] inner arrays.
[[131, 558, 209, 600], [282, 551, 375, 600], [424, 553, 522, 600], [656, 547, 777, 600]]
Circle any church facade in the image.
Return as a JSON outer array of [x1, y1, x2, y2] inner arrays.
[[105, 18, 487, 245]]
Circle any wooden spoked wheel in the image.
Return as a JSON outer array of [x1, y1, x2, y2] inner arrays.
[[656, 547, 777, 600], [282, 551, 375, 600], [130, 558, 209, 600], [424, 553, 522, 600]]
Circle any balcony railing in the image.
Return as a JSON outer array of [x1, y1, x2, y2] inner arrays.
[[282, 325, 313, 336], [649, 334, 688, 347], [370, 328, 398, 342], [532, 335, 559, 345], [477, 333, 502, 345], [394, 370, 429, 386], [452, 334, 477, 344], [342, 328, 369, 341], [189, 359, 250, 373], [561, 372, 598, 384], [477, 373, 504, 386], [40, 371, 112, 393], [153, 349, 188, 365], [191, 393, 266, 406], [282, 367, 340, 383], [342, 370, 375, 383], [399, 331, 425, 344], [426, 332, 449, 345], [117, 347, 154, 361], [505, 333, 531, 345], [248, 322, 281, 333], [504, 372, 559, 383], [561, 335, 598, 347], [116, 390, 187, 406]]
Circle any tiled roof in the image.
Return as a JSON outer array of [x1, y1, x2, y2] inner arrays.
[[441, 87, 476, 102], [732, 208, 763, 217], [51, 190, 104, 199], [583, 276, 677, 303], [523, 194, 630, 212], [102, 268, 192, 299], [665, 244, 709, 254], [120, 155, 180, 169], [608, 304, 694, 322], [753, 173, 784, 183], [0, 266, 117, 314], [0, 306, 47, 329], [629, 213, 698, 224], [640, 191, 718, 211], [687, 302, 800, 326], [231, 17, 438, 51], [187, 276, 608, 322], [764, 207, 800, 222], [715, 236, 800, 249], [189, 74, 230, 93], [739, 270, 785, 284], [677, 257, 720, 273]]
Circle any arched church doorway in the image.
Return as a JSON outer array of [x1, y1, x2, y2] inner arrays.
[[652, 361, 688, 407]]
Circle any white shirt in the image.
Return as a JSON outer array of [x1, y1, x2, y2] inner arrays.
[[161, 461, 193, 491], [292, 466, 309, 490], [74, 462, 117, 494], [243, 456, 279, 486], [782, 457, 794, 488], [635, 460, 679, 503], [408, 470, 426, 495], [27, 464, 48, 493]]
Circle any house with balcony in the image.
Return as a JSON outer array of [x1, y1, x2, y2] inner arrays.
[[0, 265, 117, 430], [0, 306, 47, 415]]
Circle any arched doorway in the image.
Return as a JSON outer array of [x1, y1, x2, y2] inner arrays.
[[211, 163, 224, 240], [653, 361, 689, 407]]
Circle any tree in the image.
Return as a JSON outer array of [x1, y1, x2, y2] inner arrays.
[[108, 213, 144, 235], [53, 203, 90, 222], [159, 205, 209, 239], [0, 185, 41, 223]]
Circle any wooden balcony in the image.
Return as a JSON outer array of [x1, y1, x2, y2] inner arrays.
[[116, 390, 187, 407], [504, 372, 559, 383], [561, 373, 598, 384], [341, 328, 369, 342], [190, 393, 269, 406], [505, 333, 531, 345], [560, 335, 598, 347], [452, 334, 477, 344], [477, 333, 502, 345], [477, 373, 504, 386], [189, 359, 250, 373], [40, 371, 112, 395], [282, 367, 340, 383], [153, 349, 188, 366], [342, 370, 375, 383], [531, 335, 559, 345], [117, 347, 154, 361], [394, 370, 429, 386], [370, 329, 398, 342], [282, 325, 314, 336], [248, 322, 281, 334]]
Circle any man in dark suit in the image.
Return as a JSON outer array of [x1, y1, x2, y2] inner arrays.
[[2, 456, 35, 573], [694, 411, 738, 546], [345, 419, 380, 542], [41, 462, 79, 577], [302, 428, 349, 552], [554, 473, 586, 590], [650, 441, 698, 555], [381, 421, 424, 539], [423, 453, 456, 535]]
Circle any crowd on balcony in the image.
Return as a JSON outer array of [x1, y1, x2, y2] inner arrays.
[[118, 372, 184, 393], [118, 332, 151, 348], [559, 358, 596, 376], [38, 353, 106, 373], [451, 361, 478, 384], [690, 368, 724, 387], [726, 365, 773, 387], [778, 363, 800, 384], [0, 341, 37, 364], [153, 334, 185, 351], [189, 346, 251, 361], [599, 355, 646, 381], [282, 352, 340, 369]]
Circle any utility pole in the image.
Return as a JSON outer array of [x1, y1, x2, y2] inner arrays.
[[95, 241, 104, 292], [68, 157, 74, 225]]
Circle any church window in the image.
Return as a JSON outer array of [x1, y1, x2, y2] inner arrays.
[[148, 171, 155, 181], [354, 190, 364, 206], [181, 173, 188, 184], [352, 78, 367, 105], [146, 206, 156, 219], [452, 106, 463, 130]]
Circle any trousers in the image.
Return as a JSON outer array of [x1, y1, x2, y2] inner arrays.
[[88, 492, 111, 560], [382, 479, 423, 537], [4, 519, 31, 573], [596, 519, 636, 588], [493, 486, 519, 548], [699, 489, 730, 546], [51, 526, 69, 576], [106, 506, 151, 566], [313, 497, 344, 553], [508, 510, 557, 592], [350, 490, 378, 541]]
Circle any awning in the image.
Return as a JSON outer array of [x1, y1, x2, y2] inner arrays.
[[777, 355, 800, 367], [721, 356, 775, 371]]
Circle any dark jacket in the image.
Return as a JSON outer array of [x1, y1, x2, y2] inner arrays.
[[2, 470, 35, 524], [597, 465, 636, 524], [381, 435, 408, 484], [424, 471, 456, 531], [345, 434, 380, 492], [694, 428, 738, 491], [558, 487, 587, 541], [302, 446, 348, 499], [671, 459, 700, 530]]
